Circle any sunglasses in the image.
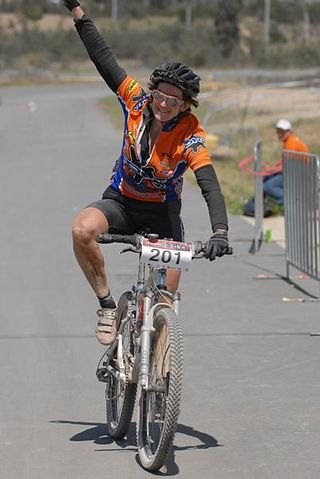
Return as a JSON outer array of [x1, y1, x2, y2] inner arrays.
[[151, 89, 184, 108]]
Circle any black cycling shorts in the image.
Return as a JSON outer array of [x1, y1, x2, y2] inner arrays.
[[87, 186, 184, 241]]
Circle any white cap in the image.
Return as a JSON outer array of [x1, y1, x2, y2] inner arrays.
[[276, 119, 291, 131]]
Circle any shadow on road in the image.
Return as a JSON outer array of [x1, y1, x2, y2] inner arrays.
[[50, 419, 222, 476]]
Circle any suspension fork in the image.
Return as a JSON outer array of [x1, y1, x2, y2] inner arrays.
[[139, 268, 164, 389], [138, 296, 181, 390], [139, 289, 154, 389], [172, 290, 181, 315], [138, 267, 181, 389]]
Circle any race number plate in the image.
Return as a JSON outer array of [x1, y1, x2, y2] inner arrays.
[[140, 238, 192, 271]]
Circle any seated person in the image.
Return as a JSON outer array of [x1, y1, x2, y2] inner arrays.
[[263, 119, 309, 206], [243, 119, 309, 217]]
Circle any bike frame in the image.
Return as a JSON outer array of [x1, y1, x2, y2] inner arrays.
[[112, 258, 181, 391]]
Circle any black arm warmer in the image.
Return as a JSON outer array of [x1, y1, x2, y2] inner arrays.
[[74, 16, 126, 92], [194, 165, 228, 232]]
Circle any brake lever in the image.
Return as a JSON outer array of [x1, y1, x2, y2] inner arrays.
[[192, 252, 206, 260], [120, 246, 139, 254]]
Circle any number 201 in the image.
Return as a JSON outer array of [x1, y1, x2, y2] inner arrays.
[[149, 248, 181, 264]]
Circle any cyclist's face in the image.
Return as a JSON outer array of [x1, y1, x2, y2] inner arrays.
[[151, 82, 189, 122]]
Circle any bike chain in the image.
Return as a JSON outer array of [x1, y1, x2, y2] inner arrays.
[[105, 358, 131, 401], [100, 298, 136, 399]]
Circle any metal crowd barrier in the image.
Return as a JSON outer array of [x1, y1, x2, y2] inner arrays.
[[283, 150, 320, 281]]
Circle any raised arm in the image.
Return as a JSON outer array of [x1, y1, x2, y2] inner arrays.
[[63, 0, 83, 20], [63, 0, 126, 92]]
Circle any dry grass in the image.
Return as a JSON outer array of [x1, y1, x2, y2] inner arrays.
[[199, 82, 320, 212]]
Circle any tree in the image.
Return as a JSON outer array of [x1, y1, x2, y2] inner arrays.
[[214, 0, 242, 58], [22, 1, 45, 21]]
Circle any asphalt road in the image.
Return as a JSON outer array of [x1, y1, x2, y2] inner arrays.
[[0, 83, 319, 479]]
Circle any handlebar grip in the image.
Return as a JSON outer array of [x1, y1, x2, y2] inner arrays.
[[193, 242, 233, 256], [97, 233, 139, 246], [97, 233, 113, 243]]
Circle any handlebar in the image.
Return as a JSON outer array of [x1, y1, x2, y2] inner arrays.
[[97, 233, 233, 258], [97, 233, 139, 246]]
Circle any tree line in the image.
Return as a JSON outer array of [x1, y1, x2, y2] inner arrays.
[[3, 1, 320, 25], [1, 1, 320, 71]]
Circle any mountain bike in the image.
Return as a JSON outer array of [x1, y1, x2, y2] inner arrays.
[[96, 232, 232, 471]]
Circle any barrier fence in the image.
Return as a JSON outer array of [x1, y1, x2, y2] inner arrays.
[[283, 150, 320, 281]]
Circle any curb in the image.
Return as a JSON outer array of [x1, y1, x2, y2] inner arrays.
[[241, 215, 285, 248]]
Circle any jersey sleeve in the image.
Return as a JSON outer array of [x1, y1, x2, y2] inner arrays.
[[116, 75, 149, 114], [183, 125, 213, 171], [195, 165, 228, 232]]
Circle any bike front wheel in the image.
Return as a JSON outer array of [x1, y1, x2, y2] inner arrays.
[[106, 291, 137, 439], [137, 307, 183, 471]]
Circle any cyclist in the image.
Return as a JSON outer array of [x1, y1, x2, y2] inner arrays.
[[64, 0, 230, 346]]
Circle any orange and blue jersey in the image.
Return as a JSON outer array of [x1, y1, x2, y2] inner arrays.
[[75, 15, 228, 230], [111, 76, 212, 202]]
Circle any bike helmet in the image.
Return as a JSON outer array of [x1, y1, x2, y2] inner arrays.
[[149, 61, 201, 107]]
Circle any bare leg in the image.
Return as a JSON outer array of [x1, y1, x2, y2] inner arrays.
[[72, 207, 110, 298]]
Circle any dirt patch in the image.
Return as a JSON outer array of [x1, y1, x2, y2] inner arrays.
[[202, 84, 320, 132]]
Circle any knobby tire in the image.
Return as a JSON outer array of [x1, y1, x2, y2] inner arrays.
[[137, 307, 183, 471], [106, 291, 137, 439]]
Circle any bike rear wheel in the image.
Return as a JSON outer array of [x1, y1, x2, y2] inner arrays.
[[106, 291, 137, 439], [137, 307, 183, 471]]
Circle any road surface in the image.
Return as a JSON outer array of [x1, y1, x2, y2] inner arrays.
[[0, 83, 319, 478]]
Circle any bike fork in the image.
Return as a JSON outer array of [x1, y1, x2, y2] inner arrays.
[[139, 292, 152, 389], [139, 290, 181, 389]]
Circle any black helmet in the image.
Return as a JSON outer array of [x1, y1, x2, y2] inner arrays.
[[150, 61, 200, 102]]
